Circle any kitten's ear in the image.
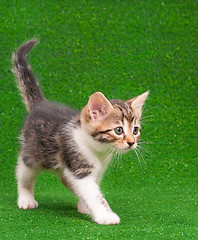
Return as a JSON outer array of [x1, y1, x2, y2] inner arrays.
[[88, 92, 114, 120], [126, 91, 149, 118]]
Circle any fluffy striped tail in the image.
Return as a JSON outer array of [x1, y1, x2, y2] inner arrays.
[[12, 40, 46, 112]]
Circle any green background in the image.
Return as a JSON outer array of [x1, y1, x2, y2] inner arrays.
[[0, 0, 197, 239]]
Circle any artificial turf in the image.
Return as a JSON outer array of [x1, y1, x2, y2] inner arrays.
[[0, 0, 197, 239]]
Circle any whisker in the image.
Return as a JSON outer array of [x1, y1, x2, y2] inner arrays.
[[141, 112, 161, 122], [104, 148, 113, 160], [138, 141, 162, 145], [140, 119, 154, 124], [117, 149, 122, 168], [137, 144, 152, 158], [111, 149, 124, 169], [141, 115, 153, 120], [111, 149, 118, 167], [111, 149, 117, 167], [109, 148, 118, 167], [134, 148, 142, 167], [121, 150, 123, 168], [104, 147, 116, 165], [117, 149, 120, 168], [142, 103, 162, 114], [119, 150, 124, 168], [135, 147, 147, 166], [137, 142, 153, 155], [137, 143, 150, 152]]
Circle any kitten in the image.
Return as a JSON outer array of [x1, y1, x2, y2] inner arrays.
[[12, 40, 149, 225]]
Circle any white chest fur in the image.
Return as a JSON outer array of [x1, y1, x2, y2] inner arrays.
[[72, 127, 113, 182]]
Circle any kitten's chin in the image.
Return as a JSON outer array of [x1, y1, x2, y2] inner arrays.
[[116, 143, 137, 153], [116, 147, 131, 153]]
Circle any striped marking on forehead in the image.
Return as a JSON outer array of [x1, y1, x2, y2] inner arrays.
[[110, 100, 134, 123]]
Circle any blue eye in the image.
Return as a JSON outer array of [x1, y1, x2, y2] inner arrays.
[[133, 127, 139, 135], [114, 127, 123, 135]]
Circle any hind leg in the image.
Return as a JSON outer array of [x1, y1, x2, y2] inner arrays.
[[16, 156, 40, 209]]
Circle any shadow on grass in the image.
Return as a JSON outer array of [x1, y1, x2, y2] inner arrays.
[[37, 198, 91, 223]]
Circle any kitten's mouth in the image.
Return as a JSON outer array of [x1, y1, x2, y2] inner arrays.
[[120, 146, 132, 152], [115, 144, 136, 153], [122, 144, 137, 152]]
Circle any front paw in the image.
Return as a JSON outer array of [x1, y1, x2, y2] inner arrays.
[[18, 198, 38, 209], [94, 212, 120, 225]]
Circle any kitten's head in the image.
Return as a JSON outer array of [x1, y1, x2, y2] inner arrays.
[[80, 91, 149, 152]]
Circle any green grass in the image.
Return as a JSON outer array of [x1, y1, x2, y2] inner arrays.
[[0, 0, 198, 239]]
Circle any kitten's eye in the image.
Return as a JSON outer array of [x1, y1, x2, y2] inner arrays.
[[114, 127, 123, 135], [133, 127, 139, 135]]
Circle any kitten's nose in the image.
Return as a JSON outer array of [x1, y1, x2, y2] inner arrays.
[[127, 142, 135, 148]]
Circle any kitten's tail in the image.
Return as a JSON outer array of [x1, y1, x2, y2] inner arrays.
[[12, 40, 46, 112]]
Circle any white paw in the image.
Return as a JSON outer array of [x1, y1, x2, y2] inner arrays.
[[94, 212, 120, 225], [77, 200, 91, 215], [18, 198, 38, 209]]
